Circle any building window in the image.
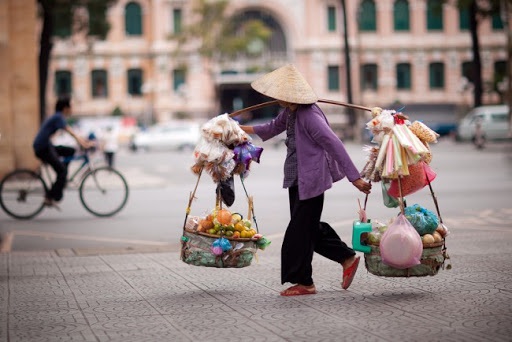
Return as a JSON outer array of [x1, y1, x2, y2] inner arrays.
[[361, 64, 378, 91], [393, 0, 410, 31], [173, 68, 186, 91], [125, 2, 143, 36], [91, 70, 108, 98], [173, 8, 182, 34], [327, 65, 340, 91], [427, 0, 443, 31], [459, 7, 469, 30], [492, 11, 503, 30], [359, 0, 376, 31], [396, 63, 411, 90], [494, 60, 507, 86], [127, 69, 143, 96], [53, 6, 72, 37], [461, 61, 474, 84], [327, 6, 336, 32], [429, 62, 445, 89], [54, 70, 72, 97]]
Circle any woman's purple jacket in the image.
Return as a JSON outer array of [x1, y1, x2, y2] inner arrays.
[[253, 103, 361, 200]]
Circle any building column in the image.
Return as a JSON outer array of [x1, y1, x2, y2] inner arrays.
[[0, 0, 40, 177]]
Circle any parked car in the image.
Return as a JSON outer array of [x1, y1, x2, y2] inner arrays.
[[456, 105, 510, 142], [129, 121, 201, 151]]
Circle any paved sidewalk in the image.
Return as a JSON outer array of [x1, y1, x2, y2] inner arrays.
[[1, 216, 512, 342]]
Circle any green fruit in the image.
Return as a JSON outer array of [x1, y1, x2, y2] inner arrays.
[[367, 232, 380, 245], [243, 220, 252, 228], [232, 213, 243, 222], [207, 228, 216, 235]]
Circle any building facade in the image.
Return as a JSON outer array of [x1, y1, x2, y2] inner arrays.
[[47, 0, 507, 128]]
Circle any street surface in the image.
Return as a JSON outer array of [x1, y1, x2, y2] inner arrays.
[[0, 138, 511, 255], [1, 137, 511, 342]]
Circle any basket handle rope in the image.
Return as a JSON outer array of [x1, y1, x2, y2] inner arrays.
[[240, 175, 259, 233], [182, 168, 260, 233], [183, 167, 204, 232]]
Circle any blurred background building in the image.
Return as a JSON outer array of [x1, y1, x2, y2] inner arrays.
[[0, 0, 509, 175], [46, 0, 507, 127]]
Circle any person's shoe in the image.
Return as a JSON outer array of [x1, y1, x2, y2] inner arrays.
[[280, 284, 317, 296], [44, 197, 61, 211], [342, 256, 360, 290]]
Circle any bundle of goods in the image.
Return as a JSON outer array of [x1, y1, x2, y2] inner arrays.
[[360, 107, 438, 198], [181, 113, 270, 268], [190, 113, 263, 183], [354, 107, 450, 277]]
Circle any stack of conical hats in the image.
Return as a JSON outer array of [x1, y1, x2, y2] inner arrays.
[[251, 64, 318, 104]]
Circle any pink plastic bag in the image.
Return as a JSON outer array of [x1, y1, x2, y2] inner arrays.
[[388, 161, 436, 198], [380, 213, 422, 269]]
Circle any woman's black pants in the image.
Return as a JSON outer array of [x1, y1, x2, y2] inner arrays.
[[281, 186, 356, 286]]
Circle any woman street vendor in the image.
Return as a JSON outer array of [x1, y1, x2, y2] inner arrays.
[[239, 64, 371, 296]]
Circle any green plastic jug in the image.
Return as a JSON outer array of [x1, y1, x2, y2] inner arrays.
[[352, 220, 372, 253]]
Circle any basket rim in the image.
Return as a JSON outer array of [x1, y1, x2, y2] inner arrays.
[[184, 228, 257, 242], [366, 240, 444, 248]]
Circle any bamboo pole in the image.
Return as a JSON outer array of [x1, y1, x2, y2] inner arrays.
[[228, 98, 372, 118]]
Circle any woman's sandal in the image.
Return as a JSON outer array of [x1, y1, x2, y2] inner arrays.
[[280, 284, 317, 296], [342, 256, 360, 290]]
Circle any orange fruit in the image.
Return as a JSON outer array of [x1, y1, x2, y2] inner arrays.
[[217, 209, 232, 225]]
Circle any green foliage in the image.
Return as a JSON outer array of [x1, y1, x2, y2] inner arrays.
[[111, 106, 123, 117], [169, 0, 271, 61]]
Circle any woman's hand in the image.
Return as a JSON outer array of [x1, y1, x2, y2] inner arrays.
[[352, 178, 372, 194], [239, 125, 254, 134]]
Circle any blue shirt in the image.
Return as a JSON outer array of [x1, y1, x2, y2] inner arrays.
[[33, 112, 67, 151]]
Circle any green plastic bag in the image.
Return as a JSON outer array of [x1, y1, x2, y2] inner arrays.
[[381, 182, 399, 208]]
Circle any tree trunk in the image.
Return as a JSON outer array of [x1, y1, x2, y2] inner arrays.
[[469, 1, 483, 107], [504, 0, 512, 137], [38, 0, 54, 124]]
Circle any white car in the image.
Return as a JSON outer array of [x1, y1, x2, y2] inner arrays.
[[129, 121, 201, 151], [456, 105, 510, 142]]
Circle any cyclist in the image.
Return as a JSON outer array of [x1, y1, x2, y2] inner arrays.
[[33, 96, 93, 207]]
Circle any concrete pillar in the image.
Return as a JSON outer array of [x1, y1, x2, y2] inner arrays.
[[0, 0, 40, 178]]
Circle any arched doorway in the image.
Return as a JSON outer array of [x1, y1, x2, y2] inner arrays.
[[216, 8, 288, 122]]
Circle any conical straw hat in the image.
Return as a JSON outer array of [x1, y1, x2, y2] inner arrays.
[[251, 64, 318, 104]]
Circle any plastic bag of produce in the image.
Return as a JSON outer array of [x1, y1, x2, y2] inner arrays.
[[404, 204, 439, 235], [380, 213, 422, 269]]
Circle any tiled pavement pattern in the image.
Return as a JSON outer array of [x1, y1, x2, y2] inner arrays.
[[1, 218, 511, 342]]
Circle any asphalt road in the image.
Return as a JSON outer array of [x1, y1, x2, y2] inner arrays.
[[1, 137, 511, 255]]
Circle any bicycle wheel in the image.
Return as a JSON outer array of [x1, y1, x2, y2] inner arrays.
[[0, 169, 47, 220], [79, 166, 129, 217]]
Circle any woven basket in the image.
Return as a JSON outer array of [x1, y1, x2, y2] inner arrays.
[[364, 241, 445, 277], [181, 229, 258, 268]]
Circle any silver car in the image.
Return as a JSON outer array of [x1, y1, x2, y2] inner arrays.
[[129, 121, 201, 151], [456, 105, 510, 142]]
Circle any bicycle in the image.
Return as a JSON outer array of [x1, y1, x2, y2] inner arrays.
[[0, 149, 129, 220]]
